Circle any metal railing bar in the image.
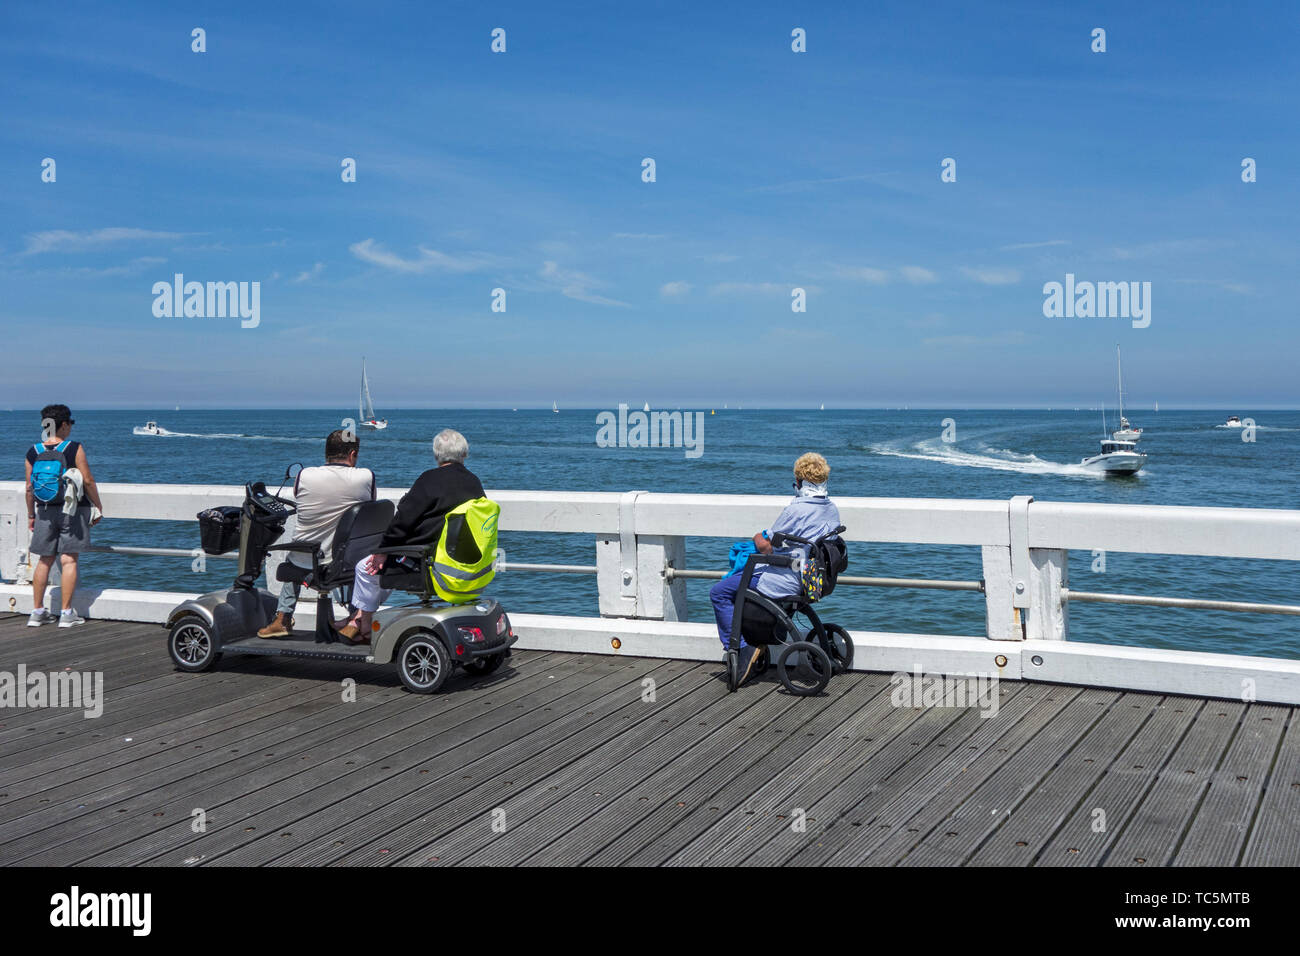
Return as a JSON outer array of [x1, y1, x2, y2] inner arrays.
[[1064, 588, 1300, 616]]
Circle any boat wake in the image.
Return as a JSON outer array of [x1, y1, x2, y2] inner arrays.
[[870, 436, 1104, 478], [133, 428, 308, 442]]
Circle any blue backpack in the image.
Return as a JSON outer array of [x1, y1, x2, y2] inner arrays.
[[31, 441, 72, 504]]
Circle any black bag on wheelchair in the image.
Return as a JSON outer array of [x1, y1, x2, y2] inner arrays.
[[800, 534, 849, 602]]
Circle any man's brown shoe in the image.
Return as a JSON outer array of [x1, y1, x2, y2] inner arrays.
[[336, 624, 370, 646], [257, 613, 293, 639]]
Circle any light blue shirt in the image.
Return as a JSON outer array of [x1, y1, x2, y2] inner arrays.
[[753, 495, 841, 599]]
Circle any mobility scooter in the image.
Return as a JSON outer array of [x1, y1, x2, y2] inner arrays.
[[165, 470, 515, 694]]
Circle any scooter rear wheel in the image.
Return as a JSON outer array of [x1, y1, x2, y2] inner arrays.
[[397, 631, 452, 694], [463, 652, 507, 676], [726, 649, 739, 693]]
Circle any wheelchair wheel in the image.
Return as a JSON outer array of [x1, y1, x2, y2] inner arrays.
[[726, 649, 739, 693], [820, 624, 855, 673], [776, 641, 833, 697]]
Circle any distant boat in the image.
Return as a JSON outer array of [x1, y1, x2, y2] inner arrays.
[[553, 401, 559, 414], [1224, 415, 1244, 428], [174, 405, 180, 412], [1083, 406, 1146, 475], [1154, 401, 1159, 413], [643, 402, 650, 412], [820, 403, 825, 411], [1111, 346, 1142, 441], [133, 421, 164, 436], [359, 359, 387, 430]]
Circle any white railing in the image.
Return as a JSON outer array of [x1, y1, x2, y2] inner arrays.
[[4, 482, 1300, 703]]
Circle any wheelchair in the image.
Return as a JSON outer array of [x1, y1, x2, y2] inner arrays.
[[725, 526, 854, 696]]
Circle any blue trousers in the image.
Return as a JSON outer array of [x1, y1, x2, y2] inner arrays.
[[710, 574, 749, 650]]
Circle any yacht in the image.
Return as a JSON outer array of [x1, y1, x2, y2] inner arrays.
[[1110, 346, 1142, 441], [133, 421, 164, 436], [1082, 438, 1147, 475], [359, 359, 387, 430], [553, 401, 559, 414], [1224, 415, 1244, 428]]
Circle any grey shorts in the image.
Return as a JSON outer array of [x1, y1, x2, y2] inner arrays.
[[30, 504, 91, 556]]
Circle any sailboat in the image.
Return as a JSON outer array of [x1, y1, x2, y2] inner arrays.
[[643, 402, 650, 412], [1111, 346, 1142, 441], [552, 401, 559, 414], [359, 359, 387, 430]]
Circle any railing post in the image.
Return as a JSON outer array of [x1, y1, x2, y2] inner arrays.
[[0, 512, 17, 584], [981, 544, 1018, 640], [1026, 548, 1069, 641], [637, 534, 687, 621], [597, 491, 646, 618]]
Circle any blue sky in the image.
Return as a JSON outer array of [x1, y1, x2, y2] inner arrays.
[[1, 0, 1297, 408]]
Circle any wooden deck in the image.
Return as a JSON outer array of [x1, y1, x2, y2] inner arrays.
[[0, 613, 1297, 867]]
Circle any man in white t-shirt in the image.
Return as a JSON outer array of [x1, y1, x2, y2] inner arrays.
[[258, 429, 376, 638]]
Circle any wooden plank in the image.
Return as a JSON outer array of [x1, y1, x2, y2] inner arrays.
[[1174, 704, 1288, 866], [586, 675, 890, 866], [898, 688, 1119, 866], [1033, 696, 1202, 866], [967, 690, 1155, 866], [201, 659, 703, 866], [1240, 711, 1300, 866], [1102, 702, 1245, 867], [789, 682, 1069, 866], [74, 652, 622, 865], [851, 685, 1082, 865]]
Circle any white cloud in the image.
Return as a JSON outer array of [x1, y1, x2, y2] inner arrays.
[[293, 262, 325, 283], [900, 266, 938, 284], [709, 281, 789, 296], [961, 267, 1021, 285], [833, 265, 890, 284], [539, 261, 629, 307], [660, 281, 692, 298], [997, 239, 1069, 251], [62, 256, 167, 278], [23, 228, 188, 255], [349, 239, 492, 273]]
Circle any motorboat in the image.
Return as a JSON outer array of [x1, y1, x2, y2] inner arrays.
[[133, 421, 164, 436], [1224, 416, 1244, 428], [1081, 438, 1146, 475]]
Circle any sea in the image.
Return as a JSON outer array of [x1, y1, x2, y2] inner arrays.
[[4, 408, 1298, 661]]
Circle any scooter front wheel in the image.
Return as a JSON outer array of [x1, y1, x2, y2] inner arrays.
[[168, 617, 222, 673], [726, 649, 739, 693]]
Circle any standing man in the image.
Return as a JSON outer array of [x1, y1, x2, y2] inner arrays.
[[257, 428, 376, 638], [25, 404, 103, 627]]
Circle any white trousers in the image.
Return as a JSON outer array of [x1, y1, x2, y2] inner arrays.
[[352, 557, 391, 612]]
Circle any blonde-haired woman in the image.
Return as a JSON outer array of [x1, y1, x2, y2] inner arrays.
[[710, 452, 841, 686]]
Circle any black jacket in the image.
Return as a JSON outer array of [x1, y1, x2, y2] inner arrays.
[[380, 462, 485, 551]]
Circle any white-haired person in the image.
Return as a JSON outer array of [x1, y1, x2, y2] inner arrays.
[[336, 429, 484, 644], [709, 452, 841, 686]]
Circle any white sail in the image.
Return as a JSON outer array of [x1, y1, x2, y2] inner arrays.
[[359, 359, 386, 428]]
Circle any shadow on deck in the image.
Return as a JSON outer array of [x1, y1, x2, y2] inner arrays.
[[0, 614, 1297, 866]]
